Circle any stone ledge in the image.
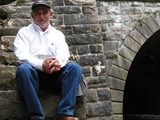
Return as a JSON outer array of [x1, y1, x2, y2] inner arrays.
[[0, 65, 86, 120], [0, 89, 86, 120]]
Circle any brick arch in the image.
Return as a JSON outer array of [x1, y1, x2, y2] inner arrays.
[[108, 15, 160, 120]]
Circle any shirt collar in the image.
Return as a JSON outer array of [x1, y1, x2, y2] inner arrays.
[[32, 22, 51, 33]]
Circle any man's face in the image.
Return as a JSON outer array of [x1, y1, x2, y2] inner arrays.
[[31, 5, 52, 31]]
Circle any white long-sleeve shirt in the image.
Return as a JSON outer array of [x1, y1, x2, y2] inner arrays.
[[14, 22, 70, 71]]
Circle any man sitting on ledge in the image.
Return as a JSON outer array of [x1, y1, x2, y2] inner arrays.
[[14, 0, 86, 120]]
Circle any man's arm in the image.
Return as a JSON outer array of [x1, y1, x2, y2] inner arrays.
[[14, 27, 44, 70]]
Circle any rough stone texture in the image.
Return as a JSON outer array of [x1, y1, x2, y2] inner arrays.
[[0, 0, 16, 5]]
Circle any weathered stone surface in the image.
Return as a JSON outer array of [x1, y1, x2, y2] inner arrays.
[[64, 14, 99, 25], [86, 89, 98, 102], [123, 36, 141, 53], [0, 65, 17, 90], [54, 6, 81, 14], [0, 90, 27, 119], [97, 88, 111, 101], [73, 24, 101, 34], [0, 52, 17, 64], [2, 0, 160, 120], [112, 55, 131, 71], [82, 67, 92, 77], [103, 41, 119, 51], [87, 76, 107, 88], [82, 6, 98, 14], [90, 44, 103, 54], [143, 16, 159, 33], [9, 6, 31, 18], [109, 65, 128, 81], [119, 45, 136, 61], [0, 90, 59, 119], [65, 0, 96, 5], [110, 89, 123, 102], [16, 0, 26, 6], [67, 34, 102, 46], [8, 18, 32, 27], [77, 45, 90, 55], [135, 22, 153, 39], [112, 102, 123, 114], [1, 36, 15, 52], [0, 0, 16, 5], [79, 54, 104, 66], [0, 28, 19, 36], [86, 101, 113, 117], [108, 76, 125, 91], [129, 28, 147, 45]]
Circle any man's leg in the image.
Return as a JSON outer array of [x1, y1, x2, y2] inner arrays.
[[56, 62, 82, 116], [16, 63, 45, 120]]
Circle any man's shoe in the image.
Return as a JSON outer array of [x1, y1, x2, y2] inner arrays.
[[55, 115, 79, 120]]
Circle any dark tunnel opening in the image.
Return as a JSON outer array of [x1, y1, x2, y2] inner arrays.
[[123, 29, 160, 120]]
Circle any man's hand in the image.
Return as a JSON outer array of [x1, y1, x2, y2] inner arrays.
[[42, 56, 61, 74]]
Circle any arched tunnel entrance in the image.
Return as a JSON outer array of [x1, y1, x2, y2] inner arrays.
[[123, 29, 160, 120]]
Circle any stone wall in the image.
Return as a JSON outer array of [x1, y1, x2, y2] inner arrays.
[[0, 0, 160, 120]]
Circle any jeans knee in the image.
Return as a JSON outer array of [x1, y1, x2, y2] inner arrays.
[[68, 62, 82, 73], [16, 63, 33, 74]]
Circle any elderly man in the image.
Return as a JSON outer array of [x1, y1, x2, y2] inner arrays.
[[14, 0, 86, 120]]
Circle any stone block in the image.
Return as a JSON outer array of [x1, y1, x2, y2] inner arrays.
[[55, 0, 64, 6], [0, 28, 19, 36], [103, 41, 119, 51], [77, 45, 90, 55], [64, 0, 96, 6], [87, 76, 107, 88], [86, 101, 113, 117], [119, 44, 136, 61], [66, 34, 102, 46], [0, 65, 17, 90], [143, 16, 159, 33], [64, 14, 99, 25], [82, 67, 92, 77], [108, 76, 125, 91], [1, 52, 17, 64], [129, 28, 146, 45], [135, 22, 153, 39], [82, 6, 98, 14], [110, 89, 123, 102], [90, 44, 103, 54], [1, 36, 15, 52], [7, 18, 32, 27], [72, 24, 101, 34], [124, 36, 141, 53], [109, 65, 128, 81], [54, 6, 81, 14], [79, 54, 104, 66], [97, 88, 111, 101], [86, 89, 98, 102], [112, 102, 123, 114], [112, 55, 131, 71], [0, 0, 16, 5], [10, 6, 31, 18], [113, 115, 123, 120]]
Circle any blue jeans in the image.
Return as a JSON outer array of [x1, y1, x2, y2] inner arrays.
[[16, 62, 82, 120]]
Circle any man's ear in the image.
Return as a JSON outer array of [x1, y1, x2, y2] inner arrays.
[[50, 11, 53, 16]]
